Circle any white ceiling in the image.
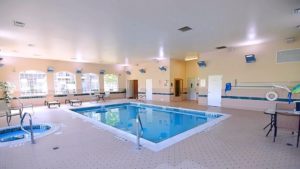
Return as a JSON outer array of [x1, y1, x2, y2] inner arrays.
[[0, 0, 299, 64]]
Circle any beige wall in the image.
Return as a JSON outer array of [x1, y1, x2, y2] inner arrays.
[[170, 59, 187, 101], [0, 57, 126, 105], [186, 40, 300, 111], [126, 59, 171, 101], [1, 39, 299, 110], [192, 40, 300, 83]]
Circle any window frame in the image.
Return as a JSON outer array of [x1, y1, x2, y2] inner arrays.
[[103, 74, 119, 92], [54, 71, 77, 95], [81, 73, 99, 93], [19, 70, 48, 97]]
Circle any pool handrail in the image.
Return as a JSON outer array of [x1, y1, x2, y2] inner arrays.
[[20, 112, 35, 144], [136, 112, 143, 150]]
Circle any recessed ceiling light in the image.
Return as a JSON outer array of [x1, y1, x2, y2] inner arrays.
[[294, 8, 300, 14], [13, 20, 25, 27], [28, 44, 35, 47], [178, 26, 192, 32], [216, 46, 227, 49]]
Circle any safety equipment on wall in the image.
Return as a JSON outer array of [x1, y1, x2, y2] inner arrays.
[[225, 83, 232, 93], [265, 91, 278, 101]]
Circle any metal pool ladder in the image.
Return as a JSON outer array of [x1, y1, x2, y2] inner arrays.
[[20, 112, 35, 144], [136, 112, 144, 150]]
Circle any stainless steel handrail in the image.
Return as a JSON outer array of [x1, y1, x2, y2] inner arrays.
[[136, 113, 144, 150], [20, 112, 35, 144]]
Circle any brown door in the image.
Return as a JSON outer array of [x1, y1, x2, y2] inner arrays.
[[175, 79, 181, 97]]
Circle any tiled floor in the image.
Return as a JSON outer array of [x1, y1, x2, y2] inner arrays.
[[0, 100, 299, 169]]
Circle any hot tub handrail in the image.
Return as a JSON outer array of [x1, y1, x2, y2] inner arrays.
[[20, 112, 35, 144]]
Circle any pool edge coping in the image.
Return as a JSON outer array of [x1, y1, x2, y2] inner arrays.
[[63, 101, 230, 152]]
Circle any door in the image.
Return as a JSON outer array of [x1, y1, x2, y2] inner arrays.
[[133, 80, 138, 99], [188, 78, 197, 100], [126, 80, 134, 98], [174, 79, 182, 97], [126, 80, 138, 99], [208, 75, 222, 106], [146, 79, 152, 100]]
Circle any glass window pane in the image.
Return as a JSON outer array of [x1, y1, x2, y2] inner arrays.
[[81, 73, 99, 93], [54, 72, 76, 94], [104, 74, 118, 92], [19, 71, 47, 96]]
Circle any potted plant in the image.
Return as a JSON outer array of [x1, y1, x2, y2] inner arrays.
[[0, 81, 15, 103]]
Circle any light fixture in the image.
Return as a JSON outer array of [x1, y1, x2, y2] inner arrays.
[[47, 66, 54, 72], [139, 68, 146, 74], [13, 20, 25, 27], [235, 39, 266, 47], [159, 66, 167, 72], [0, 57, 3, 67], [184, 56, 198, 61], [99, 69, 105, 75], [76, 68, 82, 74], [28, 44, 35, 47], [197, 61, 206, 68], [125, 70, 131, 75], [245, 54, 256, 63]]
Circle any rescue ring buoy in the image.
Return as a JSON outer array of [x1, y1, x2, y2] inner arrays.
[[265, 91, 278, 101]]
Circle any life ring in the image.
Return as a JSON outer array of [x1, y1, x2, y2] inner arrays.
[[265, 91, 278, 101]]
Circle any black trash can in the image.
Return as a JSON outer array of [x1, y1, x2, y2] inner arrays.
[[296, 101, 300, 112]]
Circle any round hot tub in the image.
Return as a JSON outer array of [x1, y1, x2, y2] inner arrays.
[[0, 123, 58, 146]]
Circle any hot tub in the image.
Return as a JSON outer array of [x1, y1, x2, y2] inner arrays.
[[0, 123, 58, 146]]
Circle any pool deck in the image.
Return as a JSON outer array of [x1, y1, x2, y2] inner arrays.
[[0, 99, 300, 169]]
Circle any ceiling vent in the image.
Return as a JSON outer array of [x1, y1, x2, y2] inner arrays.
[[277, 48, 300, 63], [216, 46, 227, 50], [14, 20, 25, 27], [178, 26, 192, 32]]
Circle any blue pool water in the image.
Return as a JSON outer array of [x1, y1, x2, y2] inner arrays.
[[72, 103, 222, 143], [0, 124, 51, 143]]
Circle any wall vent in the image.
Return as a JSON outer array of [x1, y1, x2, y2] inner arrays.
[[178, 26, 192, 32], [216, 46, 227, 50], [277, 48, 300, 63]]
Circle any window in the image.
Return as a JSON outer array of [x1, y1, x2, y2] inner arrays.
[[54, 72, 76, 94], [19, 71, 47, 96], [104, 74, 118, 92], [81, 73, 99, 93]]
